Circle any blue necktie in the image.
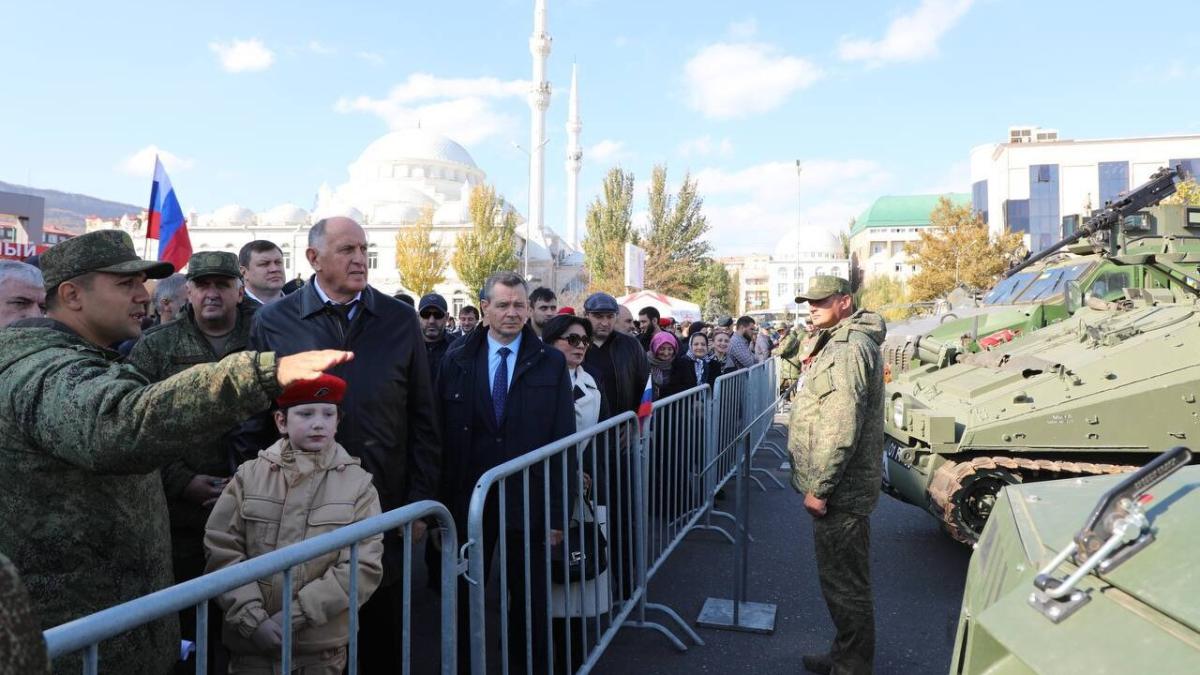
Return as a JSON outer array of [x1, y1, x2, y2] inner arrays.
[[492, 346, 511, 423]]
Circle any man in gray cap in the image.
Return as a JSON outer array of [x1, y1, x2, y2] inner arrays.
[[418, 292, 455, 383], [127, 250, 258, 665], [788, 275, 886, 675], [0, 230, 352, 675], [582, 292, 650, 419]]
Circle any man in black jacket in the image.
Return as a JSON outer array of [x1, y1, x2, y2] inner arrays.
[[248, 216, 441, 674], [583, 292, 650, 418], [436, 271, 575, 673], [419, 292, 455, 384]]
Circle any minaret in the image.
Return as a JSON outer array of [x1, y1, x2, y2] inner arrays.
[[565, 64, 582, 249], [527, 0, 552, 274]]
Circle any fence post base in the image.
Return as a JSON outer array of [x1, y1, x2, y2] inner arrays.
[[695, 598, 777, 634]]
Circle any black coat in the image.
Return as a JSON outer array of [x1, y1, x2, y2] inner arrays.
[[663, 354, 721, 398], [248, 281, 442, 510], [582, 331, 650, 419], [436, 323, 576, 530]]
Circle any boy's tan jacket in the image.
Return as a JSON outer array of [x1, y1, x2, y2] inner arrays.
[[205, 438, 384, 655]]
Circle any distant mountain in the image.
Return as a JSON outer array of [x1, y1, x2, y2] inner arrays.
[[0, 180, 142, 233]]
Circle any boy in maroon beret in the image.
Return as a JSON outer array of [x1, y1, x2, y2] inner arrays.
[[204, 374, 384, 674]]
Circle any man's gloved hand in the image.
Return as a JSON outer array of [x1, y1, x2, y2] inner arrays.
[[250, 615, 283, 652]]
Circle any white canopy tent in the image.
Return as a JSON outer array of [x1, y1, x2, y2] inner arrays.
[[616, 290, 702, 322]]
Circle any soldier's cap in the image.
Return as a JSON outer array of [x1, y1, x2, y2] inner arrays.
[[795, 275, 852, 303], [41, 230, 174, 290], [583, 292, 619, 314], [185, 251, 241, 280], [277, 373, 347, 409], [418, 293, 448, 313]]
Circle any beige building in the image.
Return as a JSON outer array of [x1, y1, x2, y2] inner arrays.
[[848, 193, 969, 285]]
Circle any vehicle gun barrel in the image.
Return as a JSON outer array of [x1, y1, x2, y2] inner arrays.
[[1004, 165, 1180, 278]]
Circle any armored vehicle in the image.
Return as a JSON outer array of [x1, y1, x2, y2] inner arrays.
[[882, 167, 1200, 543], [951, 448, 1199, 673]]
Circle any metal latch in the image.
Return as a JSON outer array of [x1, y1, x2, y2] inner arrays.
[[1028, 446, 1192, 623]]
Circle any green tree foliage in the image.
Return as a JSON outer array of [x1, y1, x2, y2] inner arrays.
[[905, 197, 1024, 301], [582, 167, 636, 295], [393, 206, 446, 296], [641, 165, 712, 296], [1163, 177, 1200, 205], [857, 274, 914, 323], [689, 259, 735, 319], [452, 184, 519, 298]]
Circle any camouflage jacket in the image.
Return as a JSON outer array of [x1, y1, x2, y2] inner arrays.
[[127, 305, 254, 543], [0, 552, 49, 675], [788, 310, 887, 515], [0, 319, 280, 675], [775, 332, 803, 380]]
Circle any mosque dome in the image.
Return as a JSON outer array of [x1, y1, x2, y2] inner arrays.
[[261, 203, 311, 227], [772, 224, 843, 261], [356, 128, 479, 170], [211, 204, 258, 227], [311, 202, 366, 224]]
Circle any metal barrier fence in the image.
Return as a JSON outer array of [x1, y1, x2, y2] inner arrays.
[[464, 412, 704, 675], [43, 358, 787, 675], [45, 500, 457, 675]]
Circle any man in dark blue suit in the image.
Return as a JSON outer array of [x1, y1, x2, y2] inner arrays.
[[436, 271, 575, 673]]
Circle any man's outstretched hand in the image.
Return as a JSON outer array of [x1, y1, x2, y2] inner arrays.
[[277, 350, 355, 386]]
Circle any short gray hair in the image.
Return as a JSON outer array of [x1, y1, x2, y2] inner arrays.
[[482, 271, 528, 302], [153, 273, 188, 308], [308, 219, 329, 249], [0, 260, 43, 288]]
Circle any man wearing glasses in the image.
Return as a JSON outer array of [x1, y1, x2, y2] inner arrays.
[[418, 293, 456, 384]]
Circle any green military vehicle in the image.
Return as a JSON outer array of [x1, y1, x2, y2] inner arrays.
[[882, 167, 1200, 543], [951, 447, 1199, 673]]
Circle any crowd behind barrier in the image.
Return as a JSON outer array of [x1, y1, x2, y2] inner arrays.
[[43, 358, 785, 675]]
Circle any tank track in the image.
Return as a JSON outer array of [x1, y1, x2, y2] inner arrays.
[[928, 455, 1136, 544]]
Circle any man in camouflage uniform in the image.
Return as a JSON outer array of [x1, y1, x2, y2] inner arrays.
[[788, 275, 886, 675], [0, 230, 352, 675], [127, 251, 256, 665]]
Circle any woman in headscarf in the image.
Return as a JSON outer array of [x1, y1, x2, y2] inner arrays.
[[664, 331, 721, 397], [646, 331, 678, 399]]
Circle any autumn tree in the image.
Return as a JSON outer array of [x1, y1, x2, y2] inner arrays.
[[452, 184, 519, 299], [1163, 177, 1200, 205], [582, 167, 636, 295], [393, 206, 446, 296], [689, 259, 734, 319], [641, 165, 712, 296], [857, 274, 914, 323], [905, 197, 1024, 301]]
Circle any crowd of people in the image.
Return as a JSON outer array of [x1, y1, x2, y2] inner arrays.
[[0, 216, 882, 675]]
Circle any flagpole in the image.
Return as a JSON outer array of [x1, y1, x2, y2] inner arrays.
[[145, 155, 159, 261]]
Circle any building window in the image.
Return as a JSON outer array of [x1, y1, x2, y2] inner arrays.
[[367, 250, 378, 269], [794, 281, 804, 295], [830, 266, 841, 277], [282, 250, 292, 270], [815, 267, 824, 276], [1169, 158, 1200, 180], [0, 226, 14, 241], [972, 180, 989, 224], [1062, 214, 1080, 237], [777, 267, 787, 277], [870, 242, 885, 256], [777, 283, 787, 296], [1098, 161, 1129, 207], [794, 267, 803, 279], [890, 242, 904, 257], [1028, 164, 1060, 252], [1005, 199, 1030, 234]]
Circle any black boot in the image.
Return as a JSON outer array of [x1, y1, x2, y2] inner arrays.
[[802, 653, 833, 675]]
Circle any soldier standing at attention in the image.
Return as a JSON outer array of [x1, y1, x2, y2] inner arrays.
[[0, 230, 352, 675], [127, 250, 256, 666], [788, 275, 886, 675]]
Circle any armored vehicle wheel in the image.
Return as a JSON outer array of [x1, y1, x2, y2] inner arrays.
[[929, 456, 1138, 544]]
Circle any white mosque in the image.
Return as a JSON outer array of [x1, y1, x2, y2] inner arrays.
[[91, 0, 585, 314]]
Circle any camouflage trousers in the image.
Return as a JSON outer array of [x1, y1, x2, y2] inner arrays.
[[813, 510, 874, 675]]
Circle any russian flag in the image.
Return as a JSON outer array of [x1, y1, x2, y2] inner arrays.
[[147, 156, 192, 271], [636, 374, 654, 430]]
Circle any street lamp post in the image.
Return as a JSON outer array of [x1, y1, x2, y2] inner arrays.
[[513, 140, 550, 279]]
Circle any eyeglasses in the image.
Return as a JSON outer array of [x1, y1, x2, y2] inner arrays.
[[419, 310, 445, 319], [557, 334, 590, 348]]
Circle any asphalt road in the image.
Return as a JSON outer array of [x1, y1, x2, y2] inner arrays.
[[593, 417, 973, 675]]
